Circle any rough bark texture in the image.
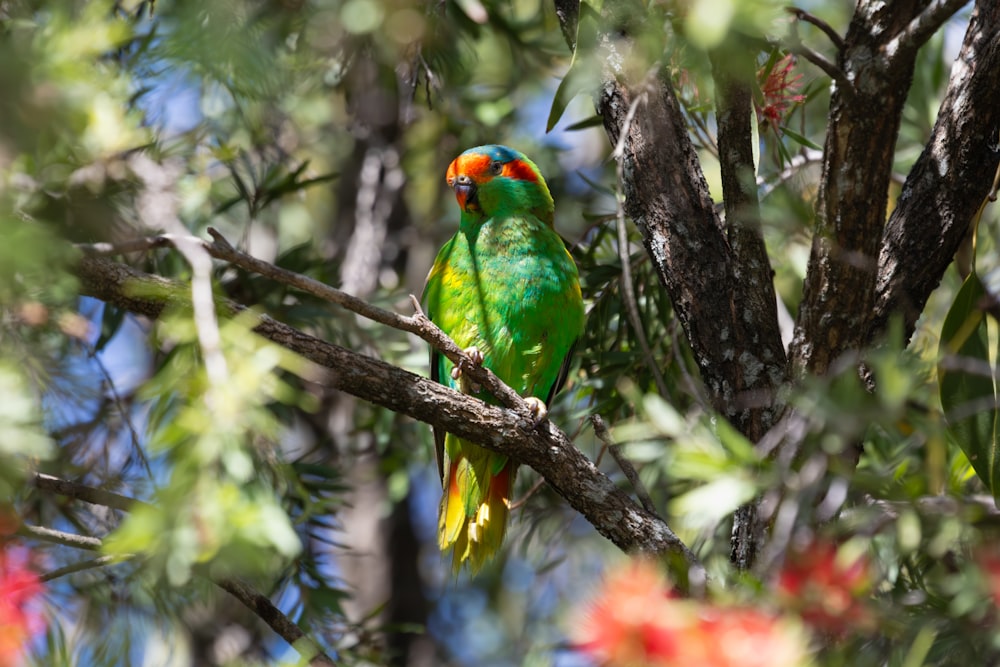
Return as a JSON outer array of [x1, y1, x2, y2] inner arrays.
[[788, 0, 971, 376], [872, 1, 1000, 341], [75, 255, 700, 575], [710, 42, 785, 570], [555, 0, 986, 571], [596, 52, 786, 441], [710, 43, 786, 429], [553, 0, 580, 50]]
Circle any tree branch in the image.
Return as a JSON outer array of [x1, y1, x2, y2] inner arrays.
[[591, 415, 658, 516], [872, 0, 1000, 341], [591, 32, 786, 442], [788, 0, 930, 376], [215, 578, 337, 667], [784, 6, 855, 96], [757, 148, 823, 200], [889, 0, 971, 55], [40, 555, 120, 583], [17, 524, 102, 550], [787, 43, 855, 97], [32, 473, 153, 512], [73, 254, 703, 579], [785, 6, 846, 51], [80, 230, 530, 418], [710, 42, 785, 399], [611, 85, 671, 399]]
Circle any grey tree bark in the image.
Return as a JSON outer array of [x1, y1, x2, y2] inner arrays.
[[553, 0, 1000, 570]]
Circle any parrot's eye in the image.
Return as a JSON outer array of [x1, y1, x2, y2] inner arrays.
[[489, 160, 504, 176]]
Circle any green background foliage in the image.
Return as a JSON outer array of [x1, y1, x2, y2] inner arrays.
[[1, 0, 999, 665]]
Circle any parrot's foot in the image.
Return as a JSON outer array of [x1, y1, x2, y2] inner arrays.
[[451, 346, 484, 392], [524, 397, 548, 426]]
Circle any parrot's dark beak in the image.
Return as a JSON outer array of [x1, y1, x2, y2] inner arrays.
[[451, 175, 479, 212]]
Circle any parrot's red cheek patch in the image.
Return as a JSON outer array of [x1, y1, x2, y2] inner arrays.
[[502, 159, 539, 183]]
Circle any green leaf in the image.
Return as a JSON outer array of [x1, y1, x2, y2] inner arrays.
[[670, 476, 757, 531], [575, 170, 615, 197], [780, 126, 822, 151], [938, 272, 999, 498], [546, 1, 600, 132], [563, 115, 604, 131], [0, 363, 54, 462]]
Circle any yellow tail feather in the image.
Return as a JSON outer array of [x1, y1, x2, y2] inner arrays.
[[438, 453, 514, 573]]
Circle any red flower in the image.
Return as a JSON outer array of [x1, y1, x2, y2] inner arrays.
[[576, 560, 683, 664], [0, 545, 46, 667], [975, 549, 1000, 607], [776, 539, 874, 637], [757, 54, 806, 132], [575, 560, 810, 667], [693, 606, 810, 667]]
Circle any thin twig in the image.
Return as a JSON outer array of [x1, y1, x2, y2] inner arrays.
[[611, 82, 671, 399], [785, 7, 846, 51], [32, 472, 154, 512], [681, 100, 720, 158], [84, 348, 153, 478], [216, 578, 337, 667], [130, 155, 229, 388], [508, 477, 546, 511], [17, 524, 102, 550], [40, 555, 121, 583], [783, 7, 854, 97], [757, 148, 823, 199], [788, 43, 855, 97], [591, 415, 659, 516]]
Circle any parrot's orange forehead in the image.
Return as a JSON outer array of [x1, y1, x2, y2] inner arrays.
[[446, 151, 540, 185], [446, 153, 492, 185]]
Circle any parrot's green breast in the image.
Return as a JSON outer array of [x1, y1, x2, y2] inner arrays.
[[425, 213, 583, 402]]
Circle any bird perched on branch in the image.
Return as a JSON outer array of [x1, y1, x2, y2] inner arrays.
[[423, 144, 585, 572]]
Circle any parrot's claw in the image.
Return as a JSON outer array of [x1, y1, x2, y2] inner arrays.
[[524, 397, 548, 426], [451, 346, 484, 392], [465, 346, 484, 366]]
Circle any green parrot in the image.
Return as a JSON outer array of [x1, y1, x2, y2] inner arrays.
[[423, 145, 585, 572]]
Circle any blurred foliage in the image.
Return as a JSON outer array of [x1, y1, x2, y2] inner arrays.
[[0, 0, 997, 665]]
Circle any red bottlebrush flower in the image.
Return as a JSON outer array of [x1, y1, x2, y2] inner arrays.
[[0, 545, 46, 667], [776, 539, 874, 637], [974, 549, 1000, 607], [575, 560, 810, 667], [757, 54, 806, 131], [575, 559, 683, 665], [692, 606, 810, 667]]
